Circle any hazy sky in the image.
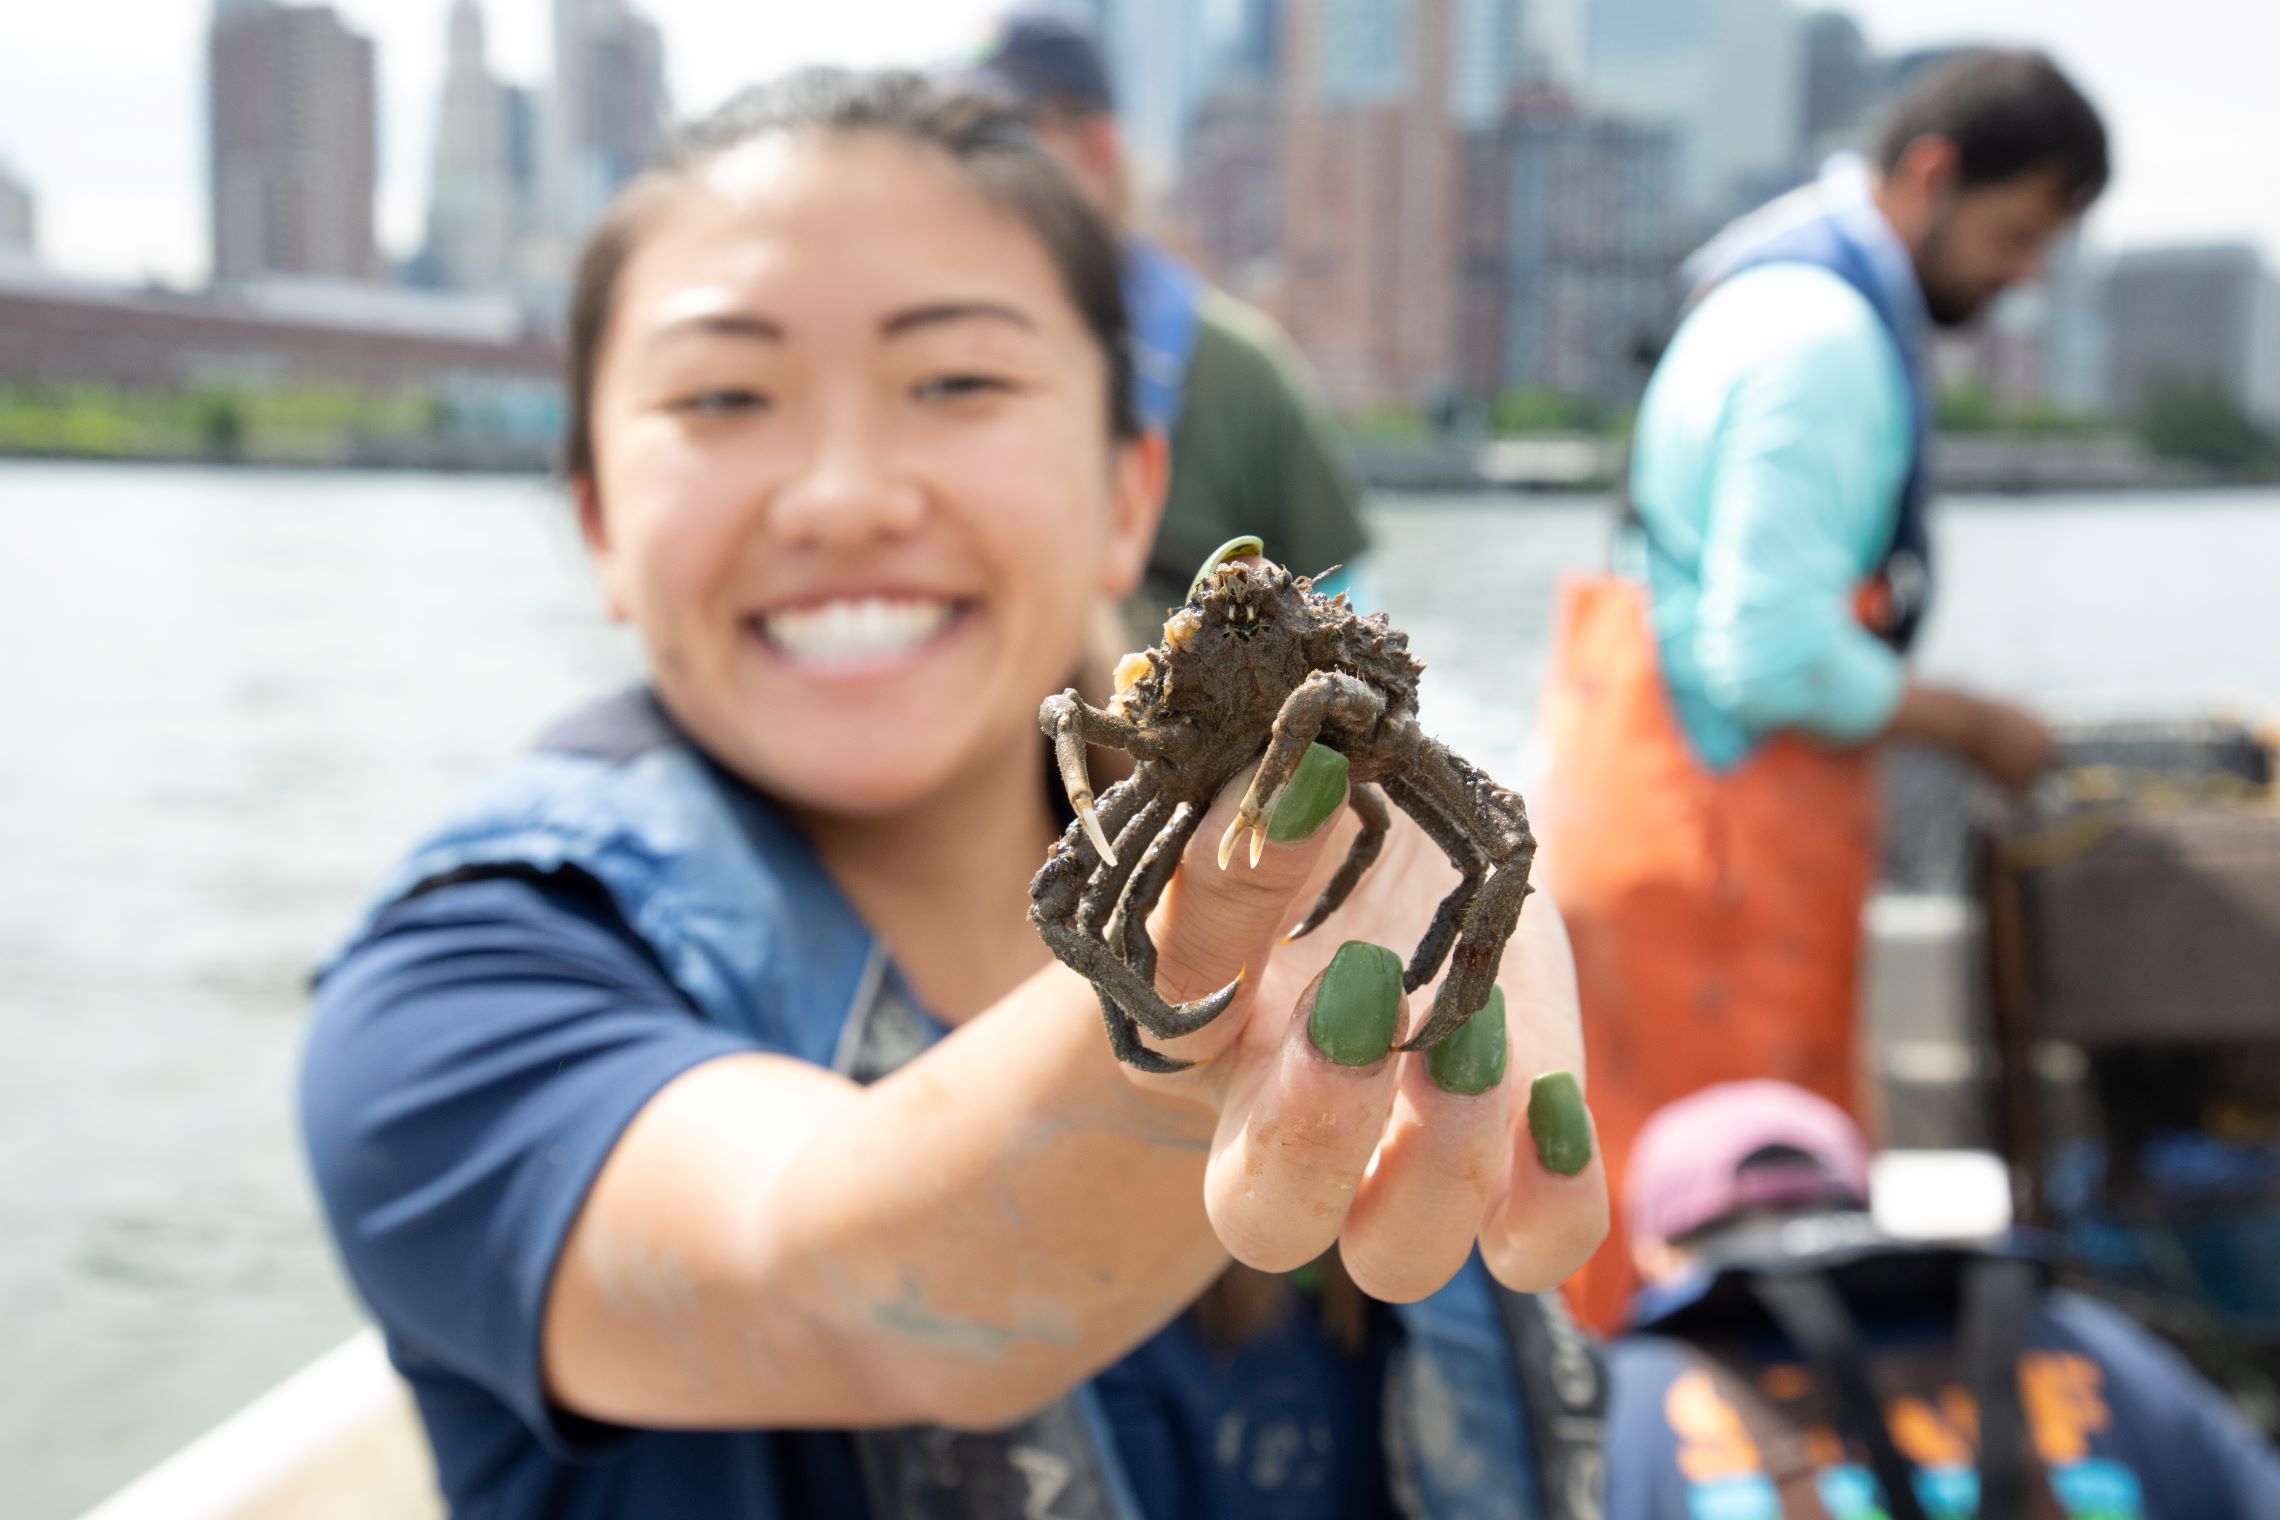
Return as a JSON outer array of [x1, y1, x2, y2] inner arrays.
[[1, 0, 2274, 285]]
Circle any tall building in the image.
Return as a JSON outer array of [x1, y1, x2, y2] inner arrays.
[[1797, 10, 1874, 169], [1520, 0, 1587, 87], [1579, 0, 1802, 227], [1170, 76, 1285, 294], [1091, 0, 1213, 199], [424, 0, 520, 291], [544, 0, 668, 251], [1281, 0, 1462, 410], [0, 158, 32, 255], [208, 0, 380, 284], [1495, 102, 1679, 403], [1224, 0, 1283, 80], [1319, 0, 1409, 104], [2103, 244, 2280, 429], [2038, 232, 2106, 416], [1451, 0, 1524, 128]]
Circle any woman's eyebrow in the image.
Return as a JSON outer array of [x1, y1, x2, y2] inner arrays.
[[645, 312, 786, 348], [881, 301, 1038, 338]]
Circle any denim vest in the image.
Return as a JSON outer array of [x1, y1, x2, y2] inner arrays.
[[1679, 182, 1935, 652], [350, 688, 1603, 1520]]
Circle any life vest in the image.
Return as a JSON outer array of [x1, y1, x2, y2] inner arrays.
[[1540, 196, 1936, 1334], [343, 686, 1606, 1520], [1676, 187, 1935, 651]]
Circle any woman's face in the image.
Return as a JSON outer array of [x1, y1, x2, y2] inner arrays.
[[580, 133, 1161, 818]]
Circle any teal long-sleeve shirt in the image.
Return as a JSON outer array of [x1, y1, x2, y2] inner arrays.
[[1622, 262, 1916, 772]]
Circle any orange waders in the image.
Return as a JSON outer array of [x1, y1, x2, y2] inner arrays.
[[1536, 576, 1879, 1334]]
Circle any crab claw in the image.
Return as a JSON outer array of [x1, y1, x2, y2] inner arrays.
[[1214, 809, 1273, 872], [1217, 757, 1298, 872], [1047, 693, 1118, 866], [1079, 797, 1118, 867], [1216, 812, 1251, 871]]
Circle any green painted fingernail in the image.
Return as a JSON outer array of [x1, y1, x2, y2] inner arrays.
[[1268, 743, 1348, 842], [1309, 941, 1402, 1066], [1428, 986, 1507, 1095], [1189, 534, 1265, 597], [1528, 1071, 1593, 1177]]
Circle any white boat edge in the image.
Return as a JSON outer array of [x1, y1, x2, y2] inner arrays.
[[75, 1327, 441, 1520], [77, 893, 2007, 1520]]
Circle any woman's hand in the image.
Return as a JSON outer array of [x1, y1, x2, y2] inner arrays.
[[1130, 762, 1608, 1303]]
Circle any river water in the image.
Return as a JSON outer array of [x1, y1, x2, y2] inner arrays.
[[2, 461, 2276, 1517]]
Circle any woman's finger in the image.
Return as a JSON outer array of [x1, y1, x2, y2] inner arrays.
[[1336, 988, 1514, 1303], [1480, 1073, 1609, 1293], [1474, 891, 1609, 1293], [1140, 759, 1350, 1070], [1201, 941, 1405, 1272]]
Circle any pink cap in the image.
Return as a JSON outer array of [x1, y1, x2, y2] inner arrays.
[[1625, 1080, 1872, 1247]]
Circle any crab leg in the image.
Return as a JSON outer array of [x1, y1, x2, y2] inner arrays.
[[1286, 781, 1390, 942], [1381, 774, 1486, 991], [1215, 670, 1387, 869], [1082, 794, 1175, 931], [1041, 689, 1168, 868], [1034, 915, 1243, 1074], [1383, 736, 1537, 1051], [1027, 769, 1158, 947], [1110, 801, 1202, 982]]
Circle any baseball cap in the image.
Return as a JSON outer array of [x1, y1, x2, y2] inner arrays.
[[1626, 1080, 1872, 1247], [957, 4, 1115, 115]]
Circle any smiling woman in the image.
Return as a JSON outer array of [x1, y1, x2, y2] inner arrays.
[[297, 68, 1604, 1520]]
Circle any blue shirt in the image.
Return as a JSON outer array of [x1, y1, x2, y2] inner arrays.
[[302, 870, 1398, 1520], [1626, 168, 1920, 771], [1603, 1289, 2280, 1520]]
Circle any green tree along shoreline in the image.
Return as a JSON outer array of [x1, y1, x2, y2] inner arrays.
[[0, 382, 552, 469], [7, 377, 2274, 481], [1343, 380, 2280, 483]]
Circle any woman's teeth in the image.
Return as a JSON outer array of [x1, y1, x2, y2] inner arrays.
[[761, 597, 954, 663]]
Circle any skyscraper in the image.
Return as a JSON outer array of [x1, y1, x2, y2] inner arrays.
[[1579, 0, 1802, 226], [1281, 0, 1461, 409], [1797, 10, 1874, 168], [544, 0, 669, 250], [1497, 102, 1679, 402], [1319, 0, 1408, 104], [1224, 0, 1283, 81], [0, 158, 32, 255], [208, 0, 380, 283], [424, 0, 519, 291], [1090, 0, 1213, 198], [2104, 244, 2280, 430], [1451, 0, 1524, 128]]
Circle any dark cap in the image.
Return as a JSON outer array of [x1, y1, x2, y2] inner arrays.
[[958, 4, 1115, 115]]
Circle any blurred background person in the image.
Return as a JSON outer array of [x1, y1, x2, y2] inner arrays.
[[1602, 1081, 2280, 1520], [1536, 51, 2110, 1332], [960, 3, 1374, 638]]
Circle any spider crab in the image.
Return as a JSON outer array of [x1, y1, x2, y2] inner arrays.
[[1028, 540, 1537, 1073]]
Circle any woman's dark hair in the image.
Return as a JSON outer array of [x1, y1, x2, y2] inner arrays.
[[562, 67, 1138, 479], [1874, 49, 2109, 208]]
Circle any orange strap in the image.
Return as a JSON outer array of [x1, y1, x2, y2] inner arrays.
[[1535, 576, 1880, 1333]]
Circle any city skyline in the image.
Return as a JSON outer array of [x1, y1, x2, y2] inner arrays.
[[2, 0, 2278, 288]]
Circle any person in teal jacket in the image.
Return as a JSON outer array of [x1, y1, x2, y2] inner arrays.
[[1541, 51, 2111, 1332]]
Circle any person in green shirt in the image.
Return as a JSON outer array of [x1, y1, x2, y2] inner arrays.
[[958, 6, 1373, 640]]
